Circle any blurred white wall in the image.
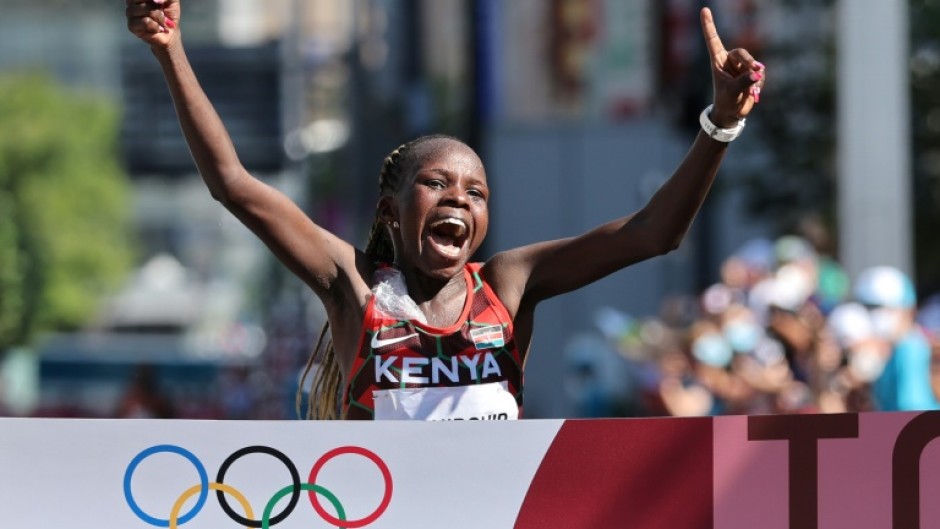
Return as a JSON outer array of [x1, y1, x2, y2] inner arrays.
[[837, 0, 913, 279]]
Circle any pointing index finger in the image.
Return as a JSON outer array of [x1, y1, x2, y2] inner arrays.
[[700, 7, 727, 66]]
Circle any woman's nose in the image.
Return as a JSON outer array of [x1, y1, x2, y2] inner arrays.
[[441, 186, 469, 207]]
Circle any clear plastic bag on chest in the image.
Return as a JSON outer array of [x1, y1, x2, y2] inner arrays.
[[371, 267, 428, 324]]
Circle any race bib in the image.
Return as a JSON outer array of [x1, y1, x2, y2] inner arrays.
[[373, 381, 519, 421]]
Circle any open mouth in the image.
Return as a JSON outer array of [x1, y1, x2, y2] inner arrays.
[[427, 217, 469, 260]]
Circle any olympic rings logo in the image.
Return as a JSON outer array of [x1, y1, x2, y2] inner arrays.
[[124, 444, 393, 528]]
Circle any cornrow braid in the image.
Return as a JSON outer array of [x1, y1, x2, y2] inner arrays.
[[298, 134, 468, 419]]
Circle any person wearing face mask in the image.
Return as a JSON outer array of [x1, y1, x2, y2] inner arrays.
[[826, 302, 888, 412], [720, 304, 794, 414], [915, 294, 940, 402], [854, 267, 938, 411]]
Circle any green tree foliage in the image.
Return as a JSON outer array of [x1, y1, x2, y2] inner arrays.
[[0, 74, 132, 350], [738, 0, 836, 233], [910, 0, 940, 293]]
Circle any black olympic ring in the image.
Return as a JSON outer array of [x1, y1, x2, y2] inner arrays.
[[215, 446, 301, 528]]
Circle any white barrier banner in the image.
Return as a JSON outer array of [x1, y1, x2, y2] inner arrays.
[[3, 412, 940, 528]]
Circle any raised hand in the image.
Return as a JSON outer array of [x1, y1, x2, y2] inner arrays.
[[700, 7, 765, 128], [126, 0, 180, 49]]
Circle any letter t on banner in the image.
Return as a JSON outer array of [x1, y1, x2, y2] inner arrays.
[[748, 414, 860, 529]]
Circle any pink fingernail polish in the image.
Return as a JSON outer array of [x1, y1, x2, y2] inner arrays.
[[755, 61, 765, 70], [165, 18, 176, 28], [753, 87, 761, 103], [750, 71, 763, 82]]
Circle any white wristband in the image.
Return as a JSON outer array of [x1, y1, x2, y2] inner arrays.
[[699, 104, 746, 142]]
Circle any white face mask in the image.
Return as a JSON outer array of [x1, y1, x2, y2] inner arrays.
[[723, 321, 763, 353], [752, 337, 785, 366], [692, 333, 733, 368], [869, 308, 903, 340], [849, 346, 886, 382]]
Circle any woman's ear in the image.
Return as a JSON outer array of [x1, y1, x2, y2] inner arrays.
[[377, 195, 396, 226]]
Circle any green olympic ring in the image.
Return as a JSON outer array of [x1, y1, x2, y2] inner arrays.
[[262, 484, 346, 529]]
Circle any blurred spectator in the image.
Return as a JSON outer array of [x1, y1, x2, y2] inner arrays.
[[916, 294, 940, 402], [855, 267, 938, 411], [116, 365, 175, 419]]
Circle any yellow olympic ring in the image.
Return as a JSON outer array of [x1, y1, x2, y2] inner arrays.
[[170, 483, 254, 529]]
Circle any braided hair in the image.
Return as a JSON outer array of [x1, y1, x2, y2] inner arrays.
[[297, 134, 466, 419]]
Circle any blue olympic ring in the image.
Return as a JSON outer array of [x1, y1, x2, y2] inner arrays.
[[124, 444, 209, 527]]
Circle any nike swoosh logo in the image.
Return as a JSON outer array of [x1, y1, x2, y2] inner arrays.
[[371, 332, 419, 350]]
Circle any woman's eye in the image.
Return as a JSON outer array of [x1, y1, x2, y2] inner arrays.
[[469, 189, 486, 199], [424, 179, 445, 189]]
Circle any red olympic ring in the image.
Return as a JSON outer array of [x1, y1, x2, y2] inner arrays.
[[307, 446, 393, 528]]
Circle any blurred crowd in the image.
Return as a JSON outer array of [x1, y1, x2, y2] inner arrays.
[[566, 235, 940, 418]]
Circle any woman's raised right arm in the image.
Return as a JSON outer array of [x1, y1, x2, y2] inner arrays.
[[126, 0, 370, 302]]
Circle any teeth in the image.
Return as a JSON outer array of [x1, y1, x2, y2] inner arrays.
[[430, 218, 466, 228], [430, 218, 467, 237], [430, 240, 461, 258]]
